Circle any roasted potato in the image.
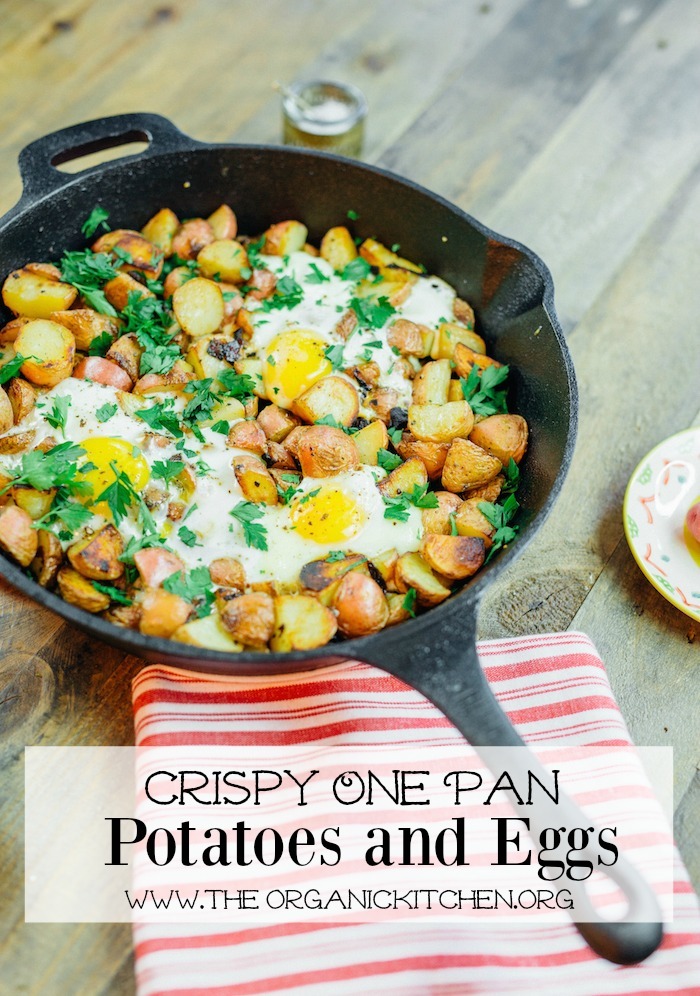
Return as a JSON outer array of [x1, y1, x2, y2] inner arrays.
[[387, 319, 430, 357], [67, 524, 125, 581], [453, 297, 475, 326], [31, 529, 63, 587], [140, 588, 191, 637], [134, 359, 195, 395], [0, 316, 32, 344], [58, 567, 110, 613], [454, 499, 495, 544], [270, 594, 338, 651], [10, 485, 55, 519], [300, 553, 367, 606], [141, 208, 179, 254], [172, 277, 225, 338], [334, 309, 358, 340], [171, 218, 214, 260], [441, 438, 503, 493], [133, 547, 184, 588], [103, 272, 154, 311], [469, 414, 529, 466], [245, 268, 277, 301], [420, 533, 486, 580], [2, 266, 77, 319], [0, 430, 36, 455], [395, 434, 450, 480], [232, 454, 279, 504], [393, 551, 451, 606], [412, 359, 451, 405], [334, 572, 389, 637], [359, 238, 423, 275], [50, 309, 121, 352], [208, 396, 246, 424], [74, 355, 133, 391], [92, 229, 163, 280], [0, 505, 39, 566], [233, 356, 266, 398], [106, 334, 144, 382], [209, 557, 245, 590], [320, 226, 357, 271], [453, 341, 502, 378], [227, 419, 266, 455], [257, 403, 300, 442], [353, 418, 389, 465], [263, 220, 308, 256], [218, 592, 274, 647], [462, 474, 504, 503], [408, 401, 474, 444], [163, 266, 195, 298], [295, 426, 359, 477], [292, 375, 359, 427], [369, 548, 398, 590], [13, 319, 75, 387], [386, 591, 411, 626], [172, 613, 243, 651], [377, 457, 427, 498], [104, 603, 143, 630], [420, 491, 463, 535], [431, 322, 486, 360], [207, 204, 238, 240], [185, 335, 230, 381], [365, 387, 401, 424], [0, 385, 13, 434], [197, 239, 250, 283]]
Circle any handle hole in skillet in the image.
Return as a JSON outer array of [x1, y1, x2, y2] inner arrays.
[[51, 129, 150, 174]]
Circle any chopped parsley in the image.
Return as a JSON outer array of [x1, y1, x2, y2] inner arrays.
[[406, 482, 439, 509], [121, 292, 179, 375], [323, 343, 345, 369], [135, 399, 183, 437], [92, 581, 132, 605], [326, 550, 347, 562], [402, 587, 417, 617], [350, 295, 395, 330], [346, 209, 359, 221], [163, 565, 215, 618], [88, 330, 114, 356], [382, 494, 412, 522], [387, 426, 404, 446], [306, 263, 330, 284], [151, 458, 184, 484], [59, 249, 119, 316], [448, 512, 458, 536], [0, 354, 31, 384], [95, 402, 118, 423], [41, 396, 71, 436], [377, 448, 402, 472], [229, 501, 268, 551], [0, 442, 88, 496], [32, 490, 94, 534], [381, 482, 438, 521], [81, 205, 111, 239], [210, 419, 230, 435], [218, 370, 256, 401], [260, 275, 303, 312], [478, 493, 521, 562], [341, 257, 371, 282], [460, 364, 510, 416], [501, 457, 520, 496], [94, 461, 138, 525], [177, 525, 198, 547], [182, 378, 218, 425]]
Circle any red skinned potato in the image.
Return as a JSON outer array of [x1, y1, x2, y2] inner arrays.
[[134, 548, 185, 588], [73, 356, 133, 391], [139, 588, 191, 637], [0, 504, 39, 566], [333, 572, 389, 637], [218, 592, 274, 648], [469, 414, 529, 467], [296, 426, 360, 478]]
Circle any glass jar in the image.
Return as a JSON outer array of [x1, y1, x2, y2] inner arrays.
[[282, 80, 367, 158]]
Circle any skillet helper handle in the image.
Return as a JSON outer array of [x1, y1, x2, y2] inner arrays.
[[366, 603, 663, 965], [17, 112, 199, 202]]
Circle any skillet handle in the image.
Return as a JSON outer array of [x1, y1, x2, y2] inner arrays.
[[17, 113, 200, 202], [361, 603, 663, 964]]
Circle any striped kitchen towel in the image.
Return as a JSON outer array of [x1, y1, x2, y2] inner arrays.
[[131, 632, 700, 995]]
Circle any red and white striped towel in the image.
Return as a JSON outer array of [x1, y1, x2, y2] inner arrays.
[[131, 632, 700, 996]]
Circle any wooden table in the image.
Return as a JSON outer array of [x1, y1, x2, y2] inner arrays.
[[1, 1, 698, 992]]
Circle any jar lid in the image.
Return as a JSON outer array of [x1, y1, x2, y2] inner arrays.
[[282, 80, 368, 137]]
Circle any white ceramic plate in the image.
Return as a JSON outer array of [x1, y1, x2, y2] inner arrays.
[[623, 426, 700, 621]]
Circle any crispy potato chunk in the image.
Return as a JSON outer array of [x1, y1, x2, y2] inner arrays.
[[50, 309, 121, 352], [0, 316, 32, 344], [441, 438, 502, 493], [412, 359, 451, 405], [263, 220, 308, 256], [396, 434, 450, 479], [292, 376, 359, 427], [334, 309, 358, 341], [257, 403, 300, 442], [359, 238, 423, 274], [141, 208, 179, 254], [67, 524, 124, 581], [74, 356, 133, 391], [300, 554, 367, 605], [172, 218, 214, 260], [348, 360, 380, 389], [219, 592, 274, 647], [233, 454, 278, 504], [453, 341, 502, 378], [421, 491, 463, 534], [140, 588, 191, 637], [431, 322, 486, 360], [103, 272, 154, 311], [353, 419, 388, 465], [106, 334, 143, 382], [267, 442, 296, 470], [420, 533, 485, 580], [320, 226, 357, 271], [58, 567, 110, 613], [377, 457, 427, 498], [209, 557, 245, 590], [233, 356, 265, 398], [462, 475, 504, 502], [208, 204, 238, 240], [245, 268, 277, 301], [394, 551, 451, 606], [10, 485, 54, 519], [387, 319, 428, 357], [0, 385, 13, 434], [134, 359, 195, 394], [408, 401, 474, 444], [295, 426, 359, 477], [453, 297, 475, 326], [2, 266, 77, 319], [172, 613, 243, 651], [104, 603, 142, 630], [365, 387, 400, 424], [227, 420, 266, 455], [197, 239, 250, 283], [386, 591, 411, 626], [134, 548, 184, 588], [92, 229, 163, 280], [0, 430, 35, 455], [31, 529, 63, 587], [334, 572, 389, 637], [469, 414, 529, 466], [172, 277, 225, 338], [454, 499, 495, 544], [14, 319, 75, 387], [163, 266, 195, 298], [369, 548, 398, 590], [0, 505, 39, 566], [185, 335, 229, 381], [271, 594, 337, 651]]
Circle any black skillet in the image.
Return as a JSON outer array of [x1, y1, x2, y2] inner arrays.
[[0, 114, 662, 961]]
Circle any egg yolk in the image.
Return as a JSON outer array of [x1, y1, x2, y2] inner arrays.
[[78, 437, 150, 518], [291, 486, 366, 544], [262, 330, 332, 409]]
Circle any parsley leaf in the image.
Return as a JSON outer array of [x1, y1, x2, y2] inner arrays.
[[350, 295, 395, 330], [306, 262, 330, 284], [347, 209, 359, 221], [210, 419, 230, 435], [42, 396, 71, 436], [377, 448, 402, 472], [135, 400, 183, 437], [460, 364, 510, 416], [229, 501, 268, 550], [260, 275, 303, 312], [402, 587, 417, 617], [326, 550, 347, 562], [449, 512, 458, 536], [0, 354, 31, 384], [382, 494, 411, 522], [151, 458, 184, 484], [94, 461, 137, 524], [120, 292, 179, 375], [59, 249, 120, 317], [1, 442, 87, 495], [218, 370, 255, 401], [81, 206, 110, 239], [32, 489, 94, 534], [324, 343, 345, 369], [387, 426, 404, 446], [177, 525, 198, 547], [501, 457, 520, 496], [341, 257, 371, 282], [182, 378, 217, 425], [406, 482, 439, 509], [478, 494, 521, 562], [92, 581, 132, 605], [88, 330, 114, 356], [163, 565, 215, 618], [95, 402, 118, 423]]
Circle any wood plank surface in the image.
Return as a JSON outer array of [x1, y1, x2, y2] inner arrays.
[[0, 1, 698, 993]]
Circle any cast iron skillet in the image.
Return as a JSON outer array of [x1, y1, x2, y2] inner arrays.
[[0, 114, 662, 961]]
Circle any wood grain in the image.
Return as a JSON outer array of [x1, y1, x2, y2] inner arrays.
[[0, 1, 698, 991]]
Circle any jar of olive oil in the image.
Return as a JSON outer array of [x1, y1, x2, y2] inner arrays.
[[282, 80, 367, 158]]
